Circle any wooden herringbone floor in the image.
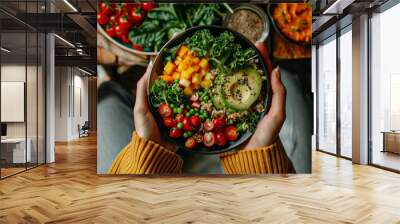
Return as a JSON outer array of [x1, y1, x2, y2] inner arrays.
[[1, 135, 400, 224]]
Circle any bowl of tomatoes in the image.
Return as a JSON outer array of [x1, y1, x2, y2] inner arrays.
[[97, 2, 158, 56], [148, 26, 270, 154]]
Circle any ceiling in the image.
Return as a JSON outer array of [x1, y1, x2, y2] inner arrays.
[[0, 0, 96, 74], [312, 0, 392, 44]]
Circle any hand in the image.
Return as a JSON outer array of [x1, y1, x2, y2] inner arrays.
[[241, 43, 286, 149], [133, 63, 162, 145]]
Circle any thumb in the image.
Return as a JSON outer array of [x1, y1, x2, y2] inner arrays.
[[135, 62, 153, 111], [266, 66, 286, 122]]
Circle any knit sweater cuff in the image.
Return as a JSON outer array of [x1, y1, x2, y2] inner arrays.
[[108, 132, 183, 174], [220, 141, 293, 174]]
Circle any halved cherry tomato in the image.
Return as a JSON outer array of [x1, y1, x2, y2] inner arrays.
[[118, 14, 132, 31], [97, 12, 109, 25], [169, 126, 182, 139], [189, 93, 199, 102], [191, 101, 201, 108], [158, 103, 172, 118], [130, 7, 145, 23], [185, 137, 196, 149], [213, 118, 226, 130], [225, 126, 238, 141], [204, 120, 214, 131], [163, 117, 176, 128], [190, 116, 201, 127], [215, 132, 227, 147], [105, 23, 116, 37], [182, 117, 193, 131], [142, 3, 156, 11], [203, 132, 215, 147], [132, 44, 144, 51]]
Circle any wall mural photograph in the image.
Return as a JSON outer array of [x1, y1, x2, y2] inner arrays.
[[97, 2, 312, 175]]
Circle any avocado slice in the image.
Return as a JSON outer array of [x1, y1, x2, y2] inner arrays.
[[211, 75, 225, 109], [221, 67, 262, 111]]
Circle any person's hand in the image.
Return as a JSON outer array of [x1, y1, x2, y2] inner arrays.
[[241, 42, 286, 149], [133, 63, 162, 145]]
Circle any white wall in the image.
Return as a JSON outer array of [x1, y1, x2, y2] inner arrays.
[[54, 66, 89, 141]]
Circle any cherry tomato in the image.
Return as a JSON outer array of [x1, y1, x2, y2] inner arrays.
[[191, 101, 201, 108], [115, 24, 125, 38], [97, 12, 109, 25], [189, 93, 199, 102], [203, 132, 215, 147], [109, 15, 117, 23], [142, 3, 156, 11], [213, 118, 226, 130], [105, 23, 116, 37], [175, 114, 184, 123], [121, 3, 133, 12], [158, 103, 172, 118], [163, 117, 176, 128], [182, 117, 193, 131], [120, 33, 131, 44], [225, 126, 238, 141], [99, 3, 113, 15], [204, 120, 214, 131], [118, 14, 132, 31], [215, 132, 227, 147], [185, 137, 196, 149], [169, 126, 182, 139], [132, 44, 144, 51], [130, 7, 145, 23], [190, 116, 201, 127]]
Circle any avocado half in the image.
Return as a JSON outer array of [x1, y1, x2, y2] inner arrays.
[[212, 67, 262, 111]]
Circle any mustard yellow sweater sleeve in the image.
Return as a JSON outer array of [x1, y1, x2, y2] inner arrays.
[[220, 140, 294, 174], [108, 132, 183, 174]]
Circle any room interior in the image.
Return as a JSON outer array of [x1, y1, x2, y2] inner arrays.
[[0, 0, 399, 222]]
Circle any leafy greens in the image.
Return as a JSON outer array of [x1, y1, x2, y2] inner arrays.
[[129, 4, 225, 52]]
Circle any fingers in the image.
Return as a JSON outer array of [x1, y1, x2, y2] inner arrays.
[[255, 42, 273, 74], [134, 62, 153, 112], [268, 66, 286, 122]]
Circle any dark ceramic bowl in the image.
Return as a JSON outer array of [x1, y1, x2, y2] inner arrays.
[[147, 25, 270, 154]]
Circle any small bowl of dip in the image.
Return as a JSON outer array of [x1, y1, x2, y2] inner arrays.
[[223, 4, 269, 43]]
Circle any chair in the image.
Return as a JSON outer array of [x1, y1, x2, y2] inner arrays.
[[78, 121, 90, 138]]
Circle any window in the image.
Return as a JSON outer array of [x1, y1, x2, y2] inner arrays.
[[370, 2, 400, 171], [317, 36, 337, 154], [339, 28, 352, 158]]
